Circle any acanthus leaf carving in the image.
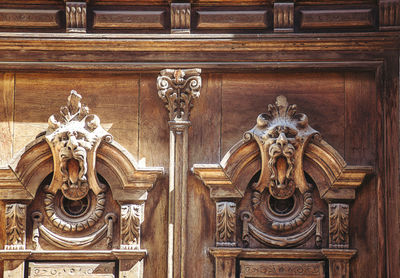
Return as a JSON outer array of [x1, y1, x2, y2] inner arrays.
[[121, 204, 141, 249], [329, 203, 349, 248], [216, 202, 236, 247], [157, 68, 201, 122], [5, 203, 26, 250], [45, 90, 112, 200], [245, 95, 317, 199]]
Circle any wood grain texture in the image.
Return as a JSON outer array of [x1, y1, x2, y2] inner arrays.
[[0, 73, 14, 166], [0, 9, 61, 28], [14, 73, 139, 158], [299, 8, 375, 29], [345, 71, 378, 278], [138, 73, 169, 168], [93, 10, 166, 29], [195, 10, 268, 29], [221, 72, 345, 158]]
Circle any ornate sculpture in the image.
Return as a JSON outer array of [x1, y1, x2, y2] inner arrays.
[[121, 204, 141, 250], [245, 95, 317, 199], [5, 204, 26, 250], [45, 90, 112, 200], [157, 68, 201, 121]]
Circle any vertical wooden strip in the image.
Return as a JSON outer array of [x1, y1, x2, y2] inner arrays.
[[345, 71, 378, 277], [0, 73, 14, 165], [139, 73, 169, 278], [189, 73, 222, 164], [383, 55, 400, 278]]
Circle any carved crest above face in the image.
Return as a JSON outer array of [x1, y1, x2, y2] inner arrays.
[[245, 96, 317, 199], [45, 90, 112, 200]]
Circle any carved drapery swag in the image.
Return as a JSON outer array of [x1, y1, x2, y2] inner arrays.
[[45, 90, 112, 200]]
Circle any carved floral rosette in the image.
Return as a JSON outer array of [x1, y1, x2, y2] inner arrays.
[[45, 90, 112, 200]]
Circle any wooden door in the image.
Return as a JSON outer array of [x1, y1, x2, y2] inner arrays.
[[0, 1, 398, 278]]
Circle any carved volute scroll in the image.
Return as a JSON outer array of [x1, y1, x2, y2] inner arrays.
[[245, 95, 317, 199], [45, 90, 112, 200], [157, 68, 201, 122]]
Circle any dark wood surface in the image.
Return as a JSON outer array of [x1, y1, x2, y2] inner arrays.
[[0, 0, 398, 277]]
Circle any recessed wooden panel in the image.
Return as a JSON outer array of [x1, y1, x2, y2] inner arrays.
[[196, 10, 268, 29], [240, 260, 325, 277], [299, 8, 374, 29], [93, 10, 166, 29], [14, 73, 139, 158], [0, 9, 61, 28]]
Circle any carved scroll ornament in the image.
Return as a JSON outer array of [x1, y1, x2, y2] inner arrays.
[[245, 95, 317, 199], [45, 90, 112, 200], [157, 68, 201, 121]]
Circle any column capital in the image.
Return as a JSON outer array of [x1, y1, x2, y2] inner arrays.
[[157, 68, 201, 122]]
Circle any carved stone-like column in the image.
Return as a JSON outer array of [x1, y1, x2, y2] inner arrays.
[[170, 3, 191, 34], [157, 68, 201, 278], [65, 1, 87, 33]]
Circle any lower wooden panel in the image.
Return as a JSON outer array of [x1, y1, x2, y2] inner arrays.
[[240, 260, 325, 278]]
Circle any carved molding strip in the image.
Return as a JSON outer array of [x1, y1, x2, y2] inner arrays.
[[157, 68, 201, 121], [93, 10, 166, 30], [274, 2, 294, 32], [5, 204, 26, 250], [329, 203, 349, 248], [66, 2, 87, 33], [0, 9, 61, 29], [171, 3, 191, 33], [240, 260, 325, 278], [121, 204, 142, 250], [216, 202, 236, 247], [379, 0, 400, 29]]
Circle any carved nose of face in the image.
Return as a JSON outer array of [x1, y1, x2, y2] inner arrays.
[[276, 132, 288, 148], [67, 135, 78, 151]]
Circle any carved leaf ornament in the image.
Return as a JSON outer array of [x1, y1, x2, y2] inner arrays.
[[121, 204, 141, 246], [216, 202, 236, 243], [5, 204, 26, 248], [157, 69, 201, 121], [329, 204, 349, 247], [245, 95, 317, 199]]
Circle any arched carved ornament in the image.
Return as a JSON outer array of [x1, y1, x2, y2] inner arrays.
[[193, 96, 372, 278], [0, 90, 163, 278]]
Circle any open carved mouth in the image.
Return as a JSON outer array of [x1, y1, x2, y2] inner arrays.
[[60, 154, 89, 200]]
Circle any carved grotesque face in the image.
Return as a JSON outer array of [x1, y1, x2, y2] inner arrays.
[[264, 124, 298, 197], [49, 121, 99, 200], [246, 96, 317, 199], [45, 90, 111, 200]]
